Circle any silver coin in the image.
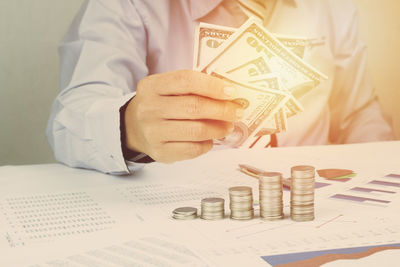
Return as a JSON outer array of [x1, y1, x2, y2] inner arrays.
[[201, 207, 224, 212], [261, 211, 283, 216], [229, 186, 252, 196], [291, 214, 314, 222], [291, 165, 315, 179], [231, 216, 253, 220], [259, 183, 283, 190], [291, 188, 314, 194], [201, 210, 225, 215], [291, 178, 315, 184], [291, 181, 315, 187], [230, 209, 254, 216], [261, 213, 284, 218], [173, 214, 198, 220], [201, 214, 225, 220], [291, 207, 314, 213], [230, 195, 254, 202], [261, 213, 283, 217], [290, 203, 314, 208], [261, 214, 284, 220], [230, 204, 254, 211], [231, 209, 254, 215], [201, 197, 225, 206], [291, 194, 314, 202], [260, 197, 283, 202], [259, 172, 282, 183], [173, 207, 198, 215], [260, 204, 283, 209], [259, 191, 283, 197]]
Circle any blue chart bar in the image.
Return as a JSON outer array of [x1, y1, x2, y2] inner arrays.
[[331, 194, 390, 204], [368, 180, 400, 188], [385, 174, 400, 179], [261, 243, 400, 266], [350, 187, 396, 194]]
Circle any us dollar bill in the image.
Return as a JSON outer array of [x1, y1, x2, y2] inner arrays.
[[227, 56, 303, 118], [193, 22, 308, 71], [193, 22, 307, 117], [245, 74, 288, 132], [211, 71, 289, 148], [198, 18, 328, 99]]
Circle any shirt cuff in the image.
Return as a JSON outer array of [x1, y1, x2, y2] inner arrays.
[[86, 92, 136, 174]]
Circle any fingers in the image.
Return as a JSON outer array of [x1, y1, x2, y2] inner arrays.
[[141, 70, 238, 100], [157, 120, 234, 142], [160, 95, 244, 122], [151, 140, 214, 163]]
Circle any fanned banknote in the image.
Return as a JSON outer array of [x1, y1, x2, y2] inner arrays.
[[193, 18, 328, 148]]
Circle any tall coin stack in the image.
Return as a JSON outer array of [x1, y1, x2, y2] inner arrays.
[[290, 165, 315, 221], [200, 198, 225, 220], [259, 172, 284, 220], [229, 186, 254, 220]]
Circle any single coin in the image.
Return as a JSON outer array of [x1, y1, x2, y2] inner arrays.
[[229, 186, 253, 196], [173, 207, 197, 215], [291, 165, 315, 179]]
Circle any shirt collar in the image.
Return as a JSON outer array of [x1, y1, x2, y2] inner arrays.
[[189, 0, 298, 20]]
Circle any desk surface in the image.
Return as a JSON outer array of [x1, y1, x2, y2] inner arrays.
[[1, 141, 400, 266]]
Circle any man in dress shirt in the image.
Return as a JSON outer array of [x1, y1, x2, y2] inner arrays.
[[46, 0, 394, 174]]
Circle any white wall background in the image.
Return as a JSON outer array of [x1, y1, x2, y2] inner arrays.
[[0, 0, 399, 166], [0, 1, 84, 165]]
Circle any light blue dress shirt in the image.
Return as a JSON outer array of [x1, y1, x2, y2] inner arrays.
[[46, 0, 394, 174]]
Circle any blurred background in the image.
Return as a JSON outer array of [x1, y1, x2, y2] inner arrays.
[[1, 0, 399, 165]]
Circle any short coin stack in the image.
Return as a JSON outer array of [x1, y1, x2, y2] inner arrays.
[[259, 172, 284, 220], [229, 186, 254, 220], [290, 165, 315, 221], [200, 198, 225, 220], [172, 207, 198, 220]]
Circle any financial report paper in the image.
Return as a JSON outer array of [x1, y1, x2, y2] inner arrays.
[[0, 141, 399, 266]]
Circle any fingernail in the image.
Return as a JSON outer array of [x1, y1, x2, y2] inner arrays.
[[224, 86, 237, 98], [236, 108, 245, 119]]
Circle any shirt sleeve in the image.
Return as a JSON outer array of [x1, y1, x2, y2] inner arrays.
[[46, 0, 149, 174], [328, 2, 394, 144]]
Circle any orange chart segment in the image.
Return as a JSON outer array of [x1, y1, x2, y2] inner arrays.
[[261, 243, 400, 267]]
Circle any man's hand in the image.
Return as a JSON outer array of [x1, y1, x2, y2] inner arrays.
[[124, 70, 244, 163]]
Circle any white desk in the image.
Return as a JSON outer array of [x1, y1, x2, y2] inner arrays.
[[1, 141, 400, 266]]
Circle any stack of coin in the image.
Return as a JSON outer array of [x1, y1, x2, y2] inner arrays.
[[229, 186, 254, 220], [259, 172, 284, 220], [172, 207, 198, 220], [200, 198, 225, 220], [290, 165, 315, 221]]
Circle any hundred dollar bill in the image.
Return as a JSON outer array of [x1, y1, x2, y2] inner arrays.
[[193, 23, 235, 70], [227, 57, 304, 118], [226, 56, 271, 78], [274, 33, 307, 59], [199, 18, 328, 99], [247, 73, 303, 116], [246, 74, 287, 132], [211, 71, 289, 148], [225, 62, 286, 131], [193, 22, 308, 70]]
